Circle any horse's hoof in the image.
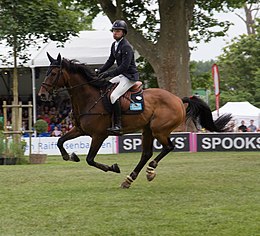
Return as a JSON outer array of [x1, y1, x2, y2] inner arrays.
[[120, 175, 133, 188], [146, 166, 156, 181], [120, 181, 131, 189], [63, 154, 70, 161], [146, 172, 156, 181], [71, 152, 80, 162], [111, 163, 120, 173]]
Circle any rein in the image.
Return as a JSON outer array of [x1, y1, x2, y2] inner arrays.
[[42, 60, 112, 126], [42, 62, 98, 96]]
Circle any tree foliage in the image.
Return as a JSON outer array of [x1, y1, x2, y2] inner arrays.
[[190, 60, 215, 91], [0, 0, 92, 63], [217, 19, 260, 107], [80, 0, 259, 98]]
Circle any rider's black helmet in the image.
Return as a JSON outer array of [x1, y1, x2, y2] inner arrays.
[[112, 20, 128, 35]]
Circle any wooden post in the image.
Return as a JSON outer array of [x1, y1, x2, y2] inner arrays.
[[3, 101, 8, 153], [2, 101, 34, 157]]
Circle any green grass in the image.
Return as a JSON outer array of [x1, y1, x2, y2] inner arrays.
[[0, 152, 259, 236]]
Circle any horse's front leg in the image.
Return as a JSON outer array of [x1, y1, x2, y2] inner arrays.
[[57, 126, 82, 162], [86, 135, 120, 173]]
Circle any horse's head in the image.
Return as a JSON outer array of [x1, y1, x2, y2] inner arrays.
[[38, 52, 66, 101]]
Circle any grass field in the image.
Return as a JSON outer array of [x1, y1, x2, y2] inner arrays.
[[0, 152, 259, 236]]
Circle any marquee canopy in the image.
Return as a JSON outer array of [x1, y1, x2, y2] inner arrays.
[[0, 30, 114, 68], [212, 101, 260, 128]]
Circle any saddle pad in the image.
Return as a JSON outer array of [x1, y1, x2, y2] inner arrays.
[[102, 88, 144, 115], [124, 91, 144, 115]]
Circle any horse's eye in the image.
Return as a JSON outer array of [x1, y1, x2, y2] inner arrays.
[[51, 72, 56, 76]]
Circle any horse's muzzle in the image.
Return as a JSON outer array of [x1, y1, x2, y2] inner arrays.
[[38, 91, 53, 102]]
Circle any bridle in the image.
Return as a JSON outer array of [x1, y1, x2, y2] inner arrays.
[[40, 59, 112, 121], [41, 61, 98, 97], [41, 63, 63, 97]]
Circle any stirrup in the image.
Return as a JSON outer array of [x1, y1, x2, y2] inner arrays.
[[107, 125, 123, 135]]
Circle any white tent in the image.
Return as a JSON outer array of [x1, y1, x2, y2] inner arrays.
[[0, 31, 114, 68], [30, 31, 114, 67], [212, 102, 260, 129]]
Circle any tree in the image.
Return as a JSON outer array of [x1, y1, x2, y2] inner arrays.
[[217, 20, 260, 107], [0, 0, 91, 142], [190, 60, 214, 91], [82, 0, 258, 98], [136, 56, 158, 88], [235, 3, 260, 35]]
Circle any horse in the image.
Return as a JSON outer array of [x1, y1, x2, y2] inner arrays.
[[38, 53, 232, 188]]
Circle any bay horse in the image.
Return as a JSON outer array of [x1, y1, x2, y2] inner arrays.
[[38, 53, 232, 188]]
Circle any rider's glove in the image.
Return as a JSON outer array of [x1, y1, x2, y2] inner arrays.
[[95, 69, 100, 76], [98, 72, 109, 79]]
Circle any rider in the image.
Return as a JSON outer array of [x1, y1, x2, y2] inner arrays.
[[97, 20, 139, 134]]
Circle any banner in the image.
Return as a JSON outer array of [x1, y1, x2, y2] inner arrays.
[[23, 136, 117, 156], [212, 64, 220, 117], [118, 133, 190, 153], [22, 133, 260, 155], [197, 133, 260, 152]]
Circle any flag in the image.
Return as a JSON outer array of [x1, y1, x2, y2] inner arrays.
[[212, 64, 220, 117]]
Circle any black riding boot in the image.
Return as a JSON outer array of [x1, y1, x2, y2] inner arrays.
[[107, 100, 122, 134]]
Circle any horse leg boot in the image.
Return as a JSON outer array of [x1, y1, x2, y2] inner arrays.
[[146, 138, 175, 181], [107, 100, 122, 135]]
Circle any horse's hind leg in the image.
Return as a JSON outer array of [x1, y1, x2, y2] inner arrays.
[[146, 137, 174, 182], [121, 127, 154, 188]]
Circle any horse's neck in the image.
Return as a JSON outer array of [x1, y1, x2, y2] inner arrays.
[[69, 82, 100, 113]]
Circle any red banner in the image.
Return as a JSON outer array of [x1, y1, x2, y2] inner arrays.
[[212, 64, 220, 117]]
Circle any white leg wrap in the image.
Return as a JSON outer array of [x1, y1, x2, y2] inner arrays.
[[146, 166, 155, 174], [125, 175, 134, 184], [146, 166, 156, 182]]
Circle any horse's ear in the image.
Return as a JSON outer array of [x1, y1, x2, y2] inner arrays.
[[47, 52, 55, 63], [57, 53, 61, 64]]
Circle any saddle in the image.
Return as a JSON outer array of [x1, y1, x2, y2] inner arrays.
[[103, 81, 144, 114]]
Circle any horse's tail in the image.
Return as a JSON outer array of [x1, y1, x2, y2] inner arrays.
[[182, 96, 232, 132]]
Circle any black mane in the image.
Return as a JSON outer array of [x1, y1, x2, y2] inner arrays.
[[61, 58, 109, 88]]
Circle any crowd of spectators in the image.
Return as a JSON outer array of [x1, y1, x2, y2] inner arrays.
[[34, 102, 73, 137], [237, 119, 259, 132], [0, 95, 73, 137]]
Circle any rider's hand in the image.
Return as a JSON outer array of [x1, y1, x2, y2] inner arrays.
[[98, 72, 109, 79], [95, 69, 100, 76]]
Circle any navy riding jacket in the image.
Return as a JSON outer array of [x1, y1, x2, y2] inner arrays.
[[99, 38, 139, 81]]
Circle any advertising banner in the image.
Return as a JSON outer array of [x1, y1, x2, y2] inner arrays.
[[22, 133, 260, 155], [118, 133, 190, 153], [23, 136, 117, 156], [197, 133, 260, 152]]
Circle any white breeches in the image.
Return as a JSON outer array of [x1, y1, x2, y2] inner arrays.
[[109, 75, 136, 104]]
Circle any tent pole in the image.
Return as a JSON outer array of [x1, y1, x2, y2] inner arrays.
[[31, 66, 37, 125]]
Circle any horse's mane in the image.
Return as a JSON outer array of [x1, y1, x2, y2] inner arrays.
[[61, 58, 109, 88]]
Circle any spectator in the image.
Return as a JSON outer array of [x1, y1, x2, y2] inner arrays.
[[247, 119, 257, 132], [43, 113, 51, 125], [238, 120, 247, 132], [61, 126, 68, 136], [21, 121, 27, 131], [51, 126, 62, 137]]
